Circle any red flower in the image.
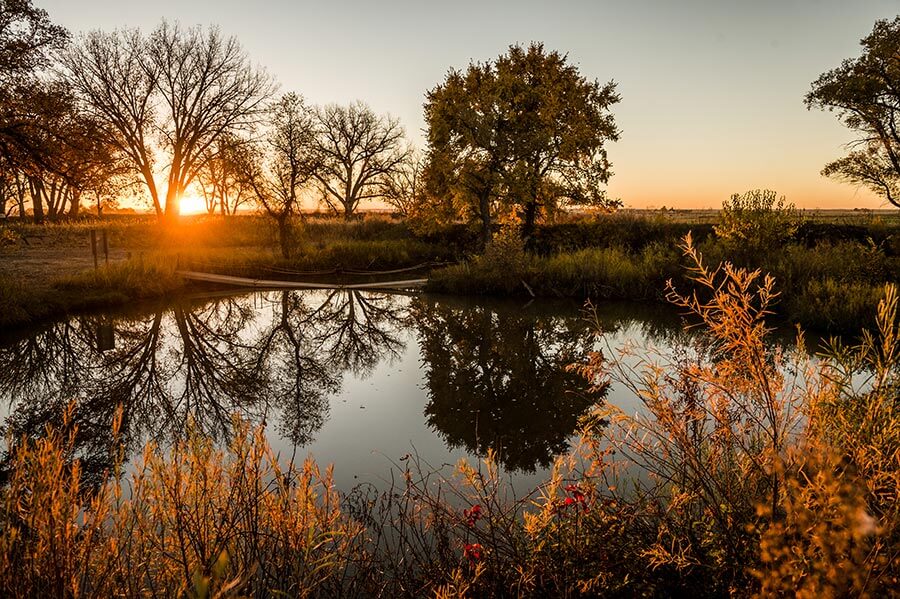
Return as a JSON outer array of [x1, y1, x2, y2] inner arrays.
[[464, 543, 483, 562], [463, 504, 483, 527], [563, 483, 590, 512]]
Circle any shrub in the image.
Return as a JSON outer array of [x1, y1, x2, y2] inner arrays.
[[715, 189, 801, 258], [476, 226, 529, 278]]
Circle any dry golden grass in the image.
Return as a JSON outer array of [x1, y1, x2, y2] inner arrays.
[[0, 413, 360, 598]]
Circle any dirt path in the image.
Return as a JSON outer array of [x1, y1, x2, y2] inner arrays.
[[0, 244, 129, 292]]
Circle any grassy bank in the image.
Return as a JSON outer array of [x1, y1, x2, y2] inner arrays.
[[3, 212, 900, 333], [0, 258, 189, 329], [0, 215, 458, 329], [1, 262, 897, 597], [428, 220, 900, 333]]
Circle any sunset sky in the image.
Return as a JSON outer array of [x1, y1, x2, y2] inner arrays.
[[41, 0, 899, 209]]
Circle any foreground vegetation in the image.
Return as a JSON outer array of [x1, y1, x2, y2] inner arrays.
[[1, 243, 897, 597]]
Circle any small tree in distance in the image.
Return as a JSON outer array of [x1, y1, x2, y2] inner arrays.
[[196, 134, 253, 215], [313, 101, 408, 220]]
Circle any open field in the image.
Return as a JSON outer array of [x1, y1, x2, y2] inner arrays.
[[619, 207, 900, 225]]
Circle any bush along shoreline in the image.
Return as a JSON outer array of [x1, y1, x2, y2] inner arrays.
[[0, 240, 897, 597]]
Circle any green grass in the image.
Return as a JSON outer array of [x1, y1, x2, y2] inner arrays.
[[0, 257, 188, 329], [4, 212, 900, 333], [429, 245, 676, 299], [56, 256, 186, 299], [0, 215, 453, 329], [428, 235, 896, 334]]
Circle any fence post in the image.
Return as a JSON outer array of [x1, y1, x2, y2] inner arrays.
[[102, 229, 109, 265], [90, 229, 98, 270]]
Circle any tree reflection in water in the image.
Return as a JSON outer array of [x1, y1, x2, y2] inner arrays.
[[0, 289, 408, 485], [412, 296, 610, 473], [0, 290, 687, 485]]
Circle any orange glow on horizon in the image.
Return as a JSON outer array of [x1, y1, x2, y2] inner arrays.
[[177, 193, 209, 216]]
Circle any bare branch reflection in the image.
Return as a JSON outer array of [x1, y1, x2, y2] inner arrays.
[[0, 289, 410, 483]]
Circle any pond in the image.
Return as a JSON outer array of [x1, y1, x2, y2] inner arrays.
[[0, 289, 697, 491]]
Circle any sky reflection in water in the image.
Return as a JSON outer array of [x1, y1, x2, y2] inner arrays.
[[0, 290, 693, 491]]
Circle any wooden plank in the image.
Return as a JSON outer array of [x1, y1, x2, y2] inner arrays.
[[176, 270, 428, 290]]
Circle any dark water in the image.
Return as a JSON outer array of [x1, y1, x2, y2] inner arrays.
[[0, 290, 692, 490]]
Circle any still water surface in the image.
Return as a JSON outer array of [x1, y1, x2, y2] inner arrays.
[[0, 290, 693, 490]]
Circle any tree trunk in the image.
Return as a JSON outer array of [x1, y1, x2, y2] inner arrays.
[[164, 180, 181, 221], [68, 190, 81, 217], [277, 215, 291, 259], [479, 189, 492, 245], [343, 170, 354, 221], [14, 174, 26, 217], [30, 178, 45, 224], [46, 181, 59, 220], [521, 200, 537, 242], [139, 163, 163, 218]]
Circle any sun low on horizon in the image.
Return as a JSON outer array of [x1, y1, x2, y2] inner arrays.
[[177, 193, 209, 216]]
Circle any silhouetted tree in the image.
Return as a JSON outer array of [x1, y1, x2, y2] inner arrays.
[[0, 0, 66, 84], [0, 1, 68, 217], [424, 43, 620, 240], [196, 133, 252, 215], [240, 93, 318, 257], [807, 17, 900, 208], [60, 22, 274, 219], [0, 78, 129, 222], [313, 101, 408, 219]]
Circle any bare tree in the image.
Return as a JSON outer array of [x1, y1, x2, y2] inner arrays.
[[313, 101, 407, 219], [60, 21, 274, 220], [240, 93, 318, 258], [379, 147, 424, 216], [196, 133, 252, 215]]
